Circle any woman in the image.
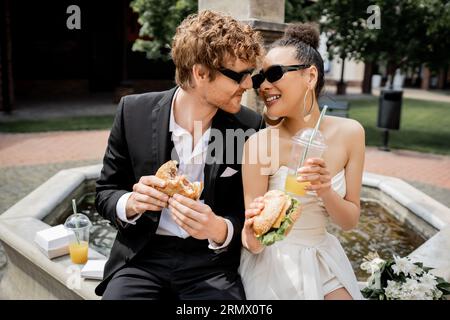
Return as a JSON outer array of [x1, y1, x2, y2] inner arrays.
[[239, 23, 365, 300]]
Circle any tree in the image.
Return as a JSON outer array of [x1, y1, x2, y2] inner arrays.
[[130, 0, 197, 60], [286, 0, 450, 92], [286, 0, 374, 94], [424, 1, 450, 88], [285, 0, 318, 23], [361, 1, 428, 86], [355, 0, 450, 89], [421, 1, 450, 72]]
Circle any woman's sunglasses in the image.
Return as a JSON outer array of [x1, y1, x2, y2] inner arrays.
[[218, 67, 255, 85], [251, 64, 311, 89]]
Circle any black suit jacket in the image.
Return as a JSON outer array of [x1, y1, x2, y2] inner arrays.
[[94, 87, 265, 296]]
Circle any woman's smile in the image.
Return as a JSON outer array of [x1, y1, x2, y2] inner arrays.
[[264, 94, 282, 107]]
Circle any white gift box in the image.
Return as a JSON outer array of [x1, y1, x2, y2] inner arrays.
[[34, 224, 76, 259], [81, 260, 106, 280]]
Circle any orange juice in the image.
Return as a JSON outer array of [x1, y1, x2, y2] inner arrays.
[[284, 173, 310, 196], [69, 241, 88, 264]]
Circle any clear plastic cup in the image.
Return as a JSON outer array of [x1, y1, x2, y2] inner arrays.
[[284, 128, 327, 196], [64, 213, 91, 264]]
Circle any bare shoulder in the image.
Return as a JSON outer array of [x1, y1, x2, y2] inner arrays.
[[245, 126, 280, 149], [328, 116, 365, 139], [243, 126, 283, 173]]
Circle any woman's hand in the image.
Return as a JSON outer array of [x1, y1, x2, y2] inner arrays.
[[242, 197, 265, 254], [297, 158, 332, 198]]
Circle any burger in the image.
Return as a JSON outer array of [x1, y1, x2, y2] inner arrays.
[[155, 160, 203, 200], [252, 190, 301, 246]]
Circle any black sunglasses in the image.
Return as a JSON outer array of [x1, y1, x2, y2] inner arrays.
[[218, 67, 255, 85], [251, 64, 311, 89]]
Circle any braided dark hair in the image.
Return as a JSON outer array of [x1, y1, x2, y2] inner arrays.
[[271, 23, 325, 98]]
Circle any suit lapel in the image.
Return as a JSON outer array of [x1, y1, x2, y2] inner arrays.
[[203, 109, 230, 207], [141, 88, 175, 225], [150, 88, 177, 172]]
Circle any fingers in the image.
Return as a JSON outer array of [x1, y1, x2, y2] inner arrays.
[[297, 165, 329, 176], [133, 192, 167, 209], [168, 198, 203, 222], [130, 176, 170, 213], [297, 164, 329, 186], [170, 205, 202, 231], [172, 194, 207, 213], [248, 200, 264, 210], [253, 196, 264, 203], [297, 172, 331, 183], [305, 158, 326, 167], [130, 195, 165, 213], [137, 203, 164, 212], [295, 159, 333, 193], [245, 196, 265, 220], [305, 181, 331, 191], [133, 182, 169, 203], [297, 157, 328, 177], [245, 208, 262, 219], [139, 175, 166, 188], [244, 216, 254, 229]]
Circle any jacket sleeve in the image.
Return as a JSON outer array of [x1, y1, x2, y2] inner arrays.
[[222, 111, 265, 251], [95, 97, 135, 231]]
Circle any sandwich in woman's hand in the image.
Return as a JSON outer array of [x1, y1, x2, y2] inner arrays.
[[155, 160, 203, 200], [252, 190, 301, 246]]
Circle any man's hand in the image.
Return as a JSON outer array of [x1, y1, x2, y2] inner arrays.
[[125, 175, 169, 219], [168, 194, 227, 244]]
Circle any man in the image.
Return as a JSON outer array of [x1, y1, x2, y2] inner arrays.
[[95, 10, 264, 299]]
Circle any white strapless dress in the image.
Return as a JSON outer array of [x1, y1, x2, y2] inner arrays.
[[239, 166, 362, 300]]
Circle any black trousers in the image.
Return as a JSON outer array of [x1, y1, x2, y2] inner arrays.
[[102, 235, 246, 300]]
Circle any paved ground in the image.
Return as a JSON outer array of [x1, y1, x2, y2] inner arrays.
[[0, 131, 109, 168], [365, 148, 450, 190]]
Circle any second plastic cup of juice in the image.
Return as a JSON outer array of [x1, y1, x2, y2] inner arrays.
[[64, 213, 91, 264], [285, 128, 327, 196]]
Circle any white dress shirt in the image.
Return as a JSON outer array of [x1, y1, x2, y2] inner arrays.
[[115, 89, 234, 249]]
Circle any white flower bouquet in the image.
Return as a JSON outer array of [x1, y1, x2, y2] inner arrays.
[[360, 252, 450, 300]]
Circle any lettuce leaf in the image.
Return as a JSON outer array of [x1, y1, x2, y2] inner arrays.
[[257, 197, 300, 246]]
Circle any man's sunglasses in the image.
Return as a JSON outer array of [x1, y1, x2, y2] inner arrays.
[[218, 67, 255, 85], [251, 64, 311, 89]]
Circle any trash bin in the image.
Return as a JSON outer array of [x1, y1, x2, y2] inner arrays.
[[377, 89, 403, 151], [377, 89, 403, 130]]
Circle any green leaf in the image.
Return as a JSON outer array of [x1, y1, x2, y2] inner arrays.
[[257, 198, 300, 246], [130, 0, 197, 60]]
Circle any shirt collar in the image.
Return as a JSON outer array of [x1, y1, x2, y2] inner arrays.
[[169, 87, 212, 160], [169, 88, 188, 138]]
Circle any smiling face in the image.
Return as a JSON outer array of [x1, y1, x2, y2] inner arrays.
[[199, 57, 255, 114], [259, 46, 317, 119]]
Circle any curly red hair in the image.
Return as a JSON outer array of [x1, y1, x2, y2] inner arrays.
[[171, 10, 264, 89]]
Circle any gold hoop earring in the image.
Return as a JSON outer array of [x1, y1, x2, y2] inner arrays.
[[303, 88, 314, 121]]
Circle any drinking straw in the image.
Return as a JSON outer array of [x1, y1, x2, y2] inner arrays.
[[71, 199, 80, 245], [299, 105, 328, 167]]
